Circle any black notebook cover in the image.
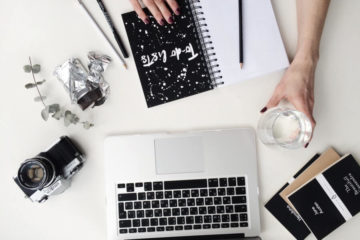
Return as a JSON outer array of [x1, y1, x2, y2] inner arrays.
[[122, 1, 214, 107], [289, 154, 360, 240], [265, 154, 319, 240]]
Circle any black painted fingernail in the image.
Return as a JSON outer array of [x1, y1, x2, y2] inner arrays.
[[305, 143, 309, 148], [168, 16, 174, 24], [260, 107, 267, 113], [176, 8, 181, 15], [144, 18, 150, 24], [159, 19, 165, 26]]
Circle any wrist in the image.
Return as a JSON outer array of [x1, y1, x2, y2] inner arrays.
[[294, 46, 319, 67]]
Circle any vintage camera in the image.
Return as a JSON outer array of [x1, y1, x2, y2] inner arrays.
[[13, 136, 85, 203]]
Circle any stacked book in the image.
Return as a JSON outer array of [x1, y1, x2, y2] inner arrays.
[[265, 148, 360, 239]]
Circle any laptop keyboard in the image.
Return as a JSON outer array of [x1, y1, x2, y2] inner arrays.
[[117, 177, 248, 234]]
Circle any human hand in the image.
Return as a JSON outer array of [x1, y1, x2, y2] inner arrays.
[[261, 57, 317, 147], [129, 0, 180, 25]]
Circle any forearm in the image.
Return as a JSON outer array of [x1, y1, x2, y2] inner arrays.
[[295, 0, 330, 64]]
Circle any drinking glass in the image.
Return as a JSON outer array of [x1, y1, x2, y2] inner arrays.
[[257, 108, 312, 149]]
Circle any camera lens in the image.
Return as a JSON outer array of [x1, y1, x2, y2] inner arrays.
[[18, 158, 55, 190]]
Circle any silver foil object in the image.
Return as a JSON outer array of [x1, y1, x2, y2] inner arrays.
[[87, 51, 111, 98]]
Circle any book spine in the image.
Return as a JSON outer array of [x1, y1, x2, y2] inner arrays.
[[188, 0, 224, 87]]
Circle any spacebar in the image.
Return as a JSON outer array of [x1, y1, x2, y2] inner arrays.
[[164, 179, 207, 190]]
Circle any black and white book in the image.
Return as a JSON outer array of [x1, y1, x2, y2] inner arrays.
[[122, 0, 288, 107], [288, 154, 360, 240]]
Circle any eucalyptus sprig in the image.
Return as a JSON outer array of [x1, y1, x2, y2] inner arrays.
[[24, 57, 94, 129]]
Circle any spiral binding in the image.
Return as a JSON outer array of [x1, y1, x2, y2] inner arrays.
[[188, 0, 224, 87]]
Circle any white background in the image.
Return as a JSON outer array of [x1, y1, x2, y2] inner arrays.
[[0, 0, 359, 239]]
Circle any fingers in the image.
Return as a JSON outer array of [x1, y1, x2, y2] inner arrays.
[[260, 85, 284, 113], [130, 0, 150, 24], [143, 0, 165, 25], [154, 0, 174, 24], [166, 0, 180, 15]]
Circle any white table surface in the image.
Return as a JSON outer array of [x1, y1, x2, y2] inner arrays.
[[1, 0, 359, 239]]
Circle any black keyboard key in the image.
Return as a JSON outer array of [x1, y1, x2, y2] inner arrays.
[[187, 198, 195, 206], [232, 196, 246, 204], [117, 183, 125, 188], [143, 201, 151, 209], [138, 228, 146, 233], [208, 178, 218, 187], [221, 223, 230, 228], [191, 189, 199, 197], [178, 199, 186, 207], [163, 208, 171, 216], [194, 225, 202, 229], [170, 200, 177, 207], [137, 210, 145, 218], [190, 207, 198, 215], [220, 178, 228, 187], [204, 215, 212, 223], [164, 179, 207, 190], [135, 182, 143, 187], [184, 225, 193, 230], [231, 223, 239, 228], [159, 218, 167, 225], [133, 219, 140, 227], [200, 189, 208, 197], [166, 226, 174, 231], [226, 205, 234, 213], [217, 206, 225, 214], [212, 224, 220, 229], [146, 210, 154, 218], [138, 192, 146, 200], [154, 209, 162, 217], [222, 214, 230, 222], [152, 200, 160, 208], [240, 213, 248, 221], [186, 216, 194, 224], [165, 191, 173, 199], [156, 191, 164, 199], [227, 187, 235, 195], [147, 192, 155, 200], [218, 188, 226, 196], [129, 228, 137, 233], [125, 202, 133, 210], [161, 200, 169, 208], [181, 208, 189, 215], [231, 214, 239, 222], [228, 177, 237, 186], [213, 215, 221, 223], [157, 227, 165, 231], [141, 219, 149, 227], [147, 227, 155, 232], [128, 211, 136, 218], [168, 217, 176, 225], [119, 212, 126, 219], [236, 187, 246, 195], [118, 193, 137, 202], [240, 222, 248, 227], [119, 229, 127, 234], [126, 183, 135, 192], [195, 216, 203, 223], [118, 203, 126, 219], [153, 182, 163, 190], [182, 190, 190, 198], [234, 204, 247, 213], [172, 208, 180, 216], [150, 218, 158, 226], [223, 197, 231, 204], [205, 198, 213, 205], [144, 182, 152, 191], [208, 206, 216, 214], [199, 207, 207, 214], [203, 224, 211, 229], [214, 197, 222, 205], [173, 190, 181, 198], [134, 201, 142, 209], [119, 220, 131, 228], [237, 177, 245, 186], [177, 217, 185, 224], [196, 198, 204, 206], [209, 189, 217, 196], [175, 226, 183, 231]]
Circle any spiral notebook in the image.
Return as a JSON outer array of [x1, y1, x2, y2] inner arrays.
[[122, 0, 289, 107]]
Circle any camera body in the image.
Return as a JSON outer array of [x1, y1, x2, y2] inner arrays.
[[13, 136, 85, 203]]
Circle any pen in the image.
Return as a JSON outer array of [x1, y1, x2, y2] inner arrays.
[[239, 0, 243, 69], [77, 0, 127, 69], [96, 0, 129, 58]]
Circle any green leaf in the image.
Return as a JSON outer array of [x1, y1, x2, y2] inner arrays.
[[41, 106, 49, 121], [32, 64, 41, 74], [52, 109, 63, 120], [64, 110, 72, 126], [25, 83, 36, 89], [34, 96, 46, 102], [48, 104, 60, 113], [23, 65, 32, 73], [82, 121, 94, 129]]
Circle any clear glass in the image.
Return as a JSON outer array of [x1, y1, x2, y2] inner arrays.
[[257, 108, 312, 149]]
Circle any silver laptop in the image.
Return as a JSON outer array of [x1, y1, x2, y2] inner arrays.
[[105, 128, 261, 240]]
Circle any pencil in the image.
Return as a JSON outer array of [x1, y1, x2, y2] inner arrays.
[[239, 0, 243, 69], [77, 0, 127, 69]]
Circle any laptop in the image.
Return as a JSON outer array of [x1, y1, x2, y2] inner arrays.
[[105, 128, 261, 240]]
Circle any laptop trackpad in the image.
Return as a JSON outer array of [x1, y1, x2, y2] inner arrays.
[[155, 136, 204, 175]]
